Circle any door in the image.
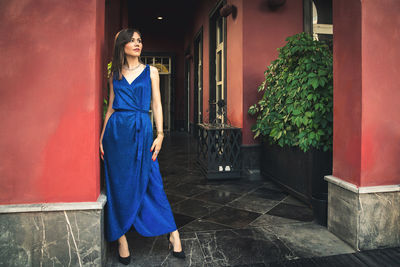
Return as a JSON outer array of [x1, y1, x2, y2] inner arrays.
[[184, 48, 191, 132], [215, 15, 225, 124], [209, 2, 226, 125], [194, 29, 203, 132]]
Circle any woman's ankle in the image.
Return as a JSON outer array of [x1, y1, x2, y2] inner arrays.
[[118, 241, 130, 256]]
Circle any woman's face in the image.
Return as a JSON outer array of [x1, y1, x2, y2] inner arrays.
[[124, 32, 142, 58]]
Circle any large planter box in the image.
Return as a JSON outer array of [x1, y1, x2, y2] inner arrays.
[[260, 142, 332, 205], [197, 123, 242, 180]]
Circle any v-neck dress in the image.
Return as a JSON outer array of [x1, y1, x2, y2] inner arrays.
[[102, 64, 177, 242]]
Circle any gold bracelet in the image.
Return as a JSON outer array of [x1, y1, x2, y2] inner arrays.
[[157, 131, 164, 137]]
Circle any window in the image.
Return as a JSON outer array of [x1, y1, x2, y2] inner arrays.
[[214, 13, 226, 124], [312, 1, 333, 41], [140, 56, 171, 74]]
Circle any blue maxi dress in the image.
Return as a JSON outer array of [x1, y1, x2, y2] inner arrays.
[[102, 64, 177, 242]]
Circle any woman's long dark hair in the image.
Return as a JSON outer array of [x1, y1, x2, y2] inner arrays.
[[111, 28, 143, 80]]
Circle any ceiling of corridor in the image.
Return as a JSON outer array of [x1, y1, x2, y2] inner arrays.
[[128, 0, 199, 35]]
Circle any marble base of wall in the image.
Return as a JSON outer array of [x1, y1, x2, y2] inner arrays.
[[325, 175, 400, 251], [0, 192, 107, 267]]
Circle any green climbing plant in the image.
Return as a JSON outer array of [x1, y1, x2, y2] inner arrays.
[[103, 61, 113, 120], [248, 32, 333, 152]]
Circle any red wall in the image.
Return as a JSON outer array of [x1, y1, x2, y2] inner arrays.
[[226, 0, 244, 128], [0, 0, 105, 204], [360, 0, 400, 186], [332, 0, 362, 185], [242, 0, 303, 145], [333, 0, 400, 187]]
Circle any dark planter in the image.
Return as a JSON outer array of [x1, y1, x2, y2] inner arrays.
[[260, 142, 332, 205], [197, 123, 242, 180], [311, 193, 328, 226]]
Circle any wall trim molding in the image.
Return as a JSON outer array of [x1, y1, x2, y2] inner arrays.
[[325, 175, 400, 194], [0, 192, 107, 214]]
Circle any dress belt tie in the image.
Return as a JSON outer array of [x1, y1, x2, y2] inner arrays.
[[114, 108, 150, 161], [114, 107, 149, 114]]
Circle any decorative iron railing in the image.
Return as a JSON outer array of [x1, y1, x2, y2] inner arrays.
[[197, 123, 242, 179]]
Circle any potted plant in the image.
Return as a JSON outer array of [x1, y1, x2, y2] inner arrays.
[[248, 32, 333, 211]]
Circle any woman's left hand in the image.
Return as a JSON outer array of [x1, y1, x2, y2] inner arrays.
[[150, 135, 164, 161]]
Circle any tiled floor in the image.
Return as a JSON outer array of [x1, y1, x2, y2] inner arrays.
[[105, 132, 382, 266]]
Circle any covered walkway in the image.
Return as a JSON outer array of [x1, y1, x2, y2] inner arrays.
[[1, 1, 400, 265]]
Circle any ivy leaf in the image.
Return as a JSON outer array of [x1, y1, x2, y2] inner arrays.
[[292, 109, 301, 116], [319, 78, 326, 87], [311, 79, 319, 89], [270, 128, 279, 138]]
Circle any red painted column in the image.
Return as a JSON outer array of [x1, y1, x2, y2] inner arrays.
[[360, 0, 400, 186], [0, 0, 105, 204], [332, 0, 362, 185], [333, 0, 400, 187]]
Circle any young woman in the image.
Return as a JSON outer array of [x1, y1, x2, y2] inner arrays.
[[100, 28, 185, 265]]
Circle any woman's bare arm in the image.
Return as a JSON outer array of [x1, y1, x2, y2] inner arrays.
[[100, 76, 115, 159], [150, 66, 164, 160]]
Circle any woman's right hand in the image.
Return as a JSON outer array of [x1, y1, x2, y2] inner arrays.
[[100, 138, 104, 160]]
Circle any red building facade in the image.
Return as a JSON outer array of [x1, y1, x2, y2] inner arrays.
[[0, 0, 399, 265]]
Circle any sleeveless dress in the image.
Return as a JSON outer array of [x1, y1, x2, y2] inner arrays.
[[102, 64, 177, 242]]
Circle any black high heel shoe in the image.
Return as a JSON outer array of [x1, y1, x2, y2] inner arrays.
[[167, 233, 186, 259], [117, 243, 131, 265]]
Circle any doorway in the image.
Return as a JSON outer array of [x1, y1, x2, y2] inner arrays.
[[209, 1, 227, 124], [194, 28, 203, 134], [141, 55, 173, 133], [184, 47, 191, 132]]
